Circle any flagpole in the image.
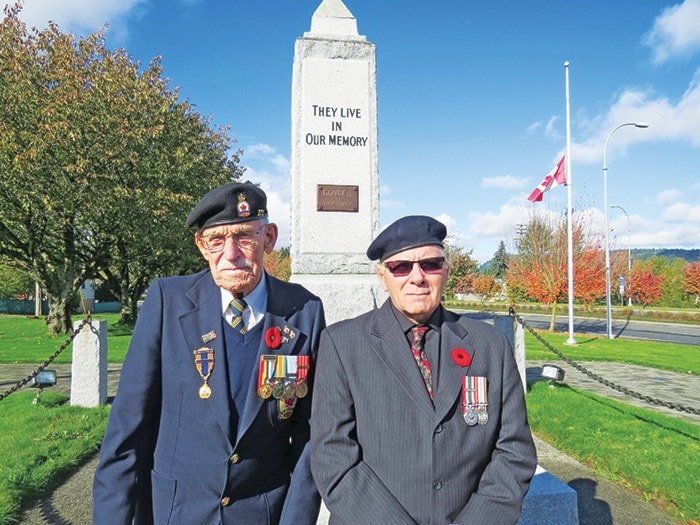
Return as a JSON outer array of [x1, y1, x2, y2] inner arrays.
[[564, 61, 577, 345]]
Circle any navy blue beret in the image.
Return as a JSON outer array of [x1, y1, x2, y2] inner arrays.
[[185, 182, 268, 229], [366, 215, 447, 261]]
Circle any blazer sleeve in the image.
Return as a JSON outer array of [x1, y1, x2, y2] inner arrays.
[[452, 335, 537, 525], [92, 279, 164, 525], [310, 329, 419, 525], [279, 295, 326, 525]]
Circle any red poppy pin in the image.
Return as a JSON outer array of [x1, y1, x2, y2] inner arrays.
[[264, 326, 283, 349], [452, 348, 472, 367]]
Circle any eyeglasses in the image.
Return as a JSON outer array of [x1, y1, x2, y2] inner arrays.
[[200, 228, 264, 252], [383, 257, 446, 277]]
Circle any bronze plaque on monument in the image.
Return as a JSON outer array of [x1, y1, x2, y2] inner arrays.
[[317, 184, 359, 212]]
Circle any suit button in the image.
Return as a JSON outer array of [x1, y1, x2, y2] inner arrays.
[[221, 496, 231, 507], [229, 453, 240, 464], [435, 425, 443, 434], [433, 481, 443, 490]]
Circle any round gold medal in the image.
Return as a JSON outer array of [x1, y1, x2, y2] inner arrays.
[[199, 383, 212, 399], [258, 383, 273, 399], [295, 380, 308, 398]]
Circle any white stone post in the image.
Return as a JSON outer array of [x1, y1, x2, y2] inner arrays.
[[290, 0, 387, 324], [70, 319, 108, 407]]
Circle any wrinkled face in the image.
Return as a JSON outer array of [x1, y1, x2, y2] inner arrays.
[[377, 245, 449, 325], [195, 219, 278, 296]]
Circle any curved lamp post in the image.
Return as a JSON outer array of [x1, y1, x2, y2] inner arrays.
[[610, 204, 632, 306], [603, 123, 648, 339]]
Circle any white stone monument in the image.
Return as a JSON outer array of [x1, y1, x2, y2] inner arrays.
[[290, 0, 386, 324], [70, 319, 108, 407]]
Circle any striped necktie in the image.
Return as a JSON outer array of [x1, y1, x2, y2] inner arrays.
[[229, 298, 247, 334], [410, 325, 433, 399]]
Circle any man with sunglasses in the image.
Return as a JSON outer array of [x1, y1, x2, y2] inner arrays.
[[311, 215, 536, 525], [94, 182, 326, 525]]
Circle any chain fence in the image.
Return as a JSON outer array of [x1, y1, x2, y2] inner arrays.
[[508, 306, 700, 416], [0, 312, 93, 402]]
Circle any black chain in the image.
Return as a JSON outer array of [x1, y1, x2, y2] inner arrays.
[[0, 313, 93, 402], [508, 306, 700, 416]]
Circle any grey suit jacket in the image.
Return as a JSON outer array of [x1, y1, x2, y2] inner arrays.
[[310, 300, 536, 525]]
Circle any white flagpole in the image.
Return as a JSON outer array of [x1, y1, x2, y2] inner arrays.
[[564, 61, 577, 345]]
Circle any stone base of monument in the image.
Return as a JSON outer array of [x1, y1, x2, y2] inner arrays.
[[290, 274, 387, 325], [517, 466, 579, 525]]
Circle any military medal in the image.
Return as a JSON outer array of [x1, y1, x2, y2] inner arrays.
[[295, 355, 310, 398], [258, 355, 275, 398], [462, 375, 488, 426], [271, 355, 286, 398], [278, 394, 297, 419], [464, 407, 478, 426], [194, 347, 215, 399], [283, 356, 297, 398]]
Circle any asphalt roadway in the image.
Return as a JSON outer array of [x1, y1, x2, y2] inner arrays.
[[3, 353, 698, 524]]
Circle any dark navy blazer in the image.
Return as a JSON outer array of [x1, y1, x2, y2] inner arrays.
[[93, 270, 325, 525]]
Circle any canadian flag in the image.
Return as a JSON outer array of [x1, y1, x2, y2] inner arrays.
[[528, 156, 566, 202]]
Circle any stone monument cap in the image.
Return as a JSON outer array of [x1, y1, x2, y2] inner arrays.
[[307, 0, 365, 40]]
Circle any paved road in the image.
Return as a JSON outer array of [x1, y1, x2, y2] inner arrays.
[[5, 357, 696, 525], [462, 310, 700, 346]]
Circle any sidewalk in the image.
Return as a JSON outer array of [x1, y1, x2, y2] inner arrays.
[[3, 360, 696, 524]]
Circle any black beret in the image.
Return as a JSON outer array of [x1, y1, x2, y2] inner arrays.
[[366, 215, 447, 261], [185, 182, 268, 229]]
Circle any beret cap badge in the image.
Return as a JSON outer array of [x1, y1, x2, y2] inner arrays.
[[237, 193, 251, 218], [185, 182, 268, 229]]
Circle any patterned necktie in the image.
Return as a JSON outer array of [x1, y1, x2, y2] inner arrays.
[[229, 298, 247, 334], [410, 325, 433, 399]]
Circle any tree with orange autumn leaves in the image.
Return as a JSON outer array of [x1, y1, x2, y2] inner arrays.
[[683, 261, 700, 304], [627, 261, 665, 310], [506, 213, 607, 330]]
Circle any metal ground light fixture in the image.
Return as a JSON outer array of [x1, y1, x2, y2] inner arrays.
[[603, 122, 648, 339], [541, 364, 565, 388]]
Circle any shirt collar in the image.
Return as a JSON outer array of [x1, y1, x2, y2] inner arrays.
[[220, 273, 268, 329]]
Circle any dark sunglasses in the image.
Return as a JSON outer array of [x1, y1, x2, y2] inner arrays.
[[383, 257, 446, 277]]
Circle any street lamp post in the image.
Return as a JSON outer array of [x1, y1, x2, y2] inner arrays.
[[610, 204, 632, 306], [603, 123, 648, 339]]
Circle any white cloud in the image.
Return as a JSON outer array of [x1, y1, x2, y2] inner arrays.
[[644, 0, 700, 64], [5, 0, 146, 40], [544, 116, 561, 140], [661, 201, 700, 222], [655, 189, 684, 205], [572, 72, 700, 163]]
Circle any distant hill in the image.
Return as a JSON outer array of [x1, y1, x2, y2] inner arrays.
[[630, 248, 700, 263], [478, 248, 699, 272]]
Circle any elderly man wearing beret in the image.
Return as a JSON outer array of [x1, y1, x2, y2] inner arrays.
[[310, 215, 536, 525], [94, 182, 326, 525]]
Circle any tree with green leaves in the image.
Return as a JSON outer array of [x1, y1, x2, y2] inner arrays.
[[483, 240, 508, 279], [444, 244, 479, 299], [0, 4, 241, 332]]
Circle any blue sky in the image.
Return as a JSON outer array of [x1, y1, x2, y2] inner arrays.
[[8, 0, 700, 263]]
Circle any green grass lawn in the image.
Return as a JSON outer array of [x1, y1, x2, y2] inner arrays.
[[528, 382, 700, 523], [0, 391, 109, 524], [523, 330, 700, 375], [0, 314, 697, 523], [0, 313, 131, 364]]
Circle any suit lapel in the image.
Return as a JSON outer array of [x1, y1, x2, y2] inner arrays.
[[236, 275, 306, 442], [370, 302, 434, 418], [179, 272, 234, 443], [435, 310, 474, 422]]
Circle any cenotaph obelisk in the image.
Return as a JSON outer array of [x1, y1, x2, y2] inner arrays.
[[290, 0, 386, 324]]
